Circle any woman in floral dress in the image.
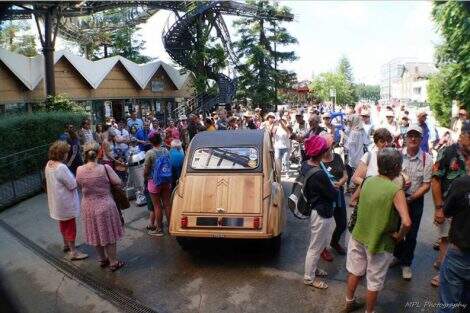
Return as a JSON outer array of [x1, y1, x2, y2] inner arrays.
[[76, 142, 125, 271]]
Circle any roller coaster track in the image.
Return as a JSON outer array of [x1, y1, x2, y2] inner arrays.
[[162, 1, 293, 116]]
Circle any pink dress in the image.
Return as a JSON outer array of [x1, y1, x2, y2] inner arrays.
[[76, 164, 123, 246]]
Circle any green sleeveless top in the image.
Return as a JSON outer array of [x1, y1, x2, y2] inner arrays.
[[352, 176, 400, 254]]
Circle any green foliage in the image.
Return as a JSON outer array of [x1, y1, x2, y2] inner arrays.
[[428, 68, 454, 128], [233, 0, 298, 111], [309, 72, 354, 106], [355, 84, 380, 101], [430, 1, 470, 122], [337, 56, 357, 102], [0, 111, 85, 183], [42, 95, 86, 113], [0, 21, 38, 57], [69, 8, 151, 63]]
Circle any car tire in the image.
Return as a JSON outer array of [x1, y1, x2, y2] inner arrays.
[[176, 237, 192, 251]]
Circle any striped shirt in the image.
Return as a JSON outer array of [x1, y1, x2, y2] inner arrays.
[[401, 148, 433, 195]]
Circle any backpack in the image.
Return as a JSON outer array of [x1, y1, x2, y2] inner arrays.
[[288, 166, 321, 219], [152, 150, 173, 186]]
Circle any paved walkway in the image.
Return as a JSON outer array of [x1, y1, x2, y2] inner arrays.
[[0, 182, 442, 313]]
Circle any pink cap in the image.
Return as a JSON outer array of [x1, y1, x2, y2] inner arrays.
[[304, 135, 328, 158]]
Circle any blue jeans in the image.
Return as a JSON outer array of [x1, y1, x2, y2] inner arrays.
[[393, 197, 424, 266], [438, 246, 470, 313], [275, 148, 289, 172]]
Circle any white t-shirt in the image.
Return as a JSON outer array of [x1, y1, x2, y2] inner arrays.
[[45, 162, 80, 220], [361, 146, 379, 177], [273, 126, 290, 149]]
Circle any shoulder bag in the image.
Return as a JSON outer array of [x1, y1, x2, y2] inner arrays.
[[104, 165, 130, 210]]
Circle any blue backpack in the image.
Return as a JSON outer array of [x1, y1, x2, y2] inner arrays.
[[152, 151, 173, 186]]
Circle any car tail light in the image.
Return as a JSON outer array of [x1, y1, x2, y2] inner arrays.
[[253, 217, 262, 229], [181, 216, 188, 228]]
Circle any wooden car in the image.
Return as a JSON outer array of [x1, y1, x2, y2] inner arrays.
[[169, 129, 285, 251]]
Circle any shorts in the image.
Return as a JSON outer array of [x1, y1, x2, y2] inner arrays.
[[58, 218, 76, 242], [346, 237, 393, 292], [436, 218, 451, 238], [147, 179, 171, 195], [144, 189, 154, 212]]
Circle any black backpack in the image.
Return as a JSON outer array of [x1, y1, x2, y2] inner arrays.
[[288, 166, 321, 219]]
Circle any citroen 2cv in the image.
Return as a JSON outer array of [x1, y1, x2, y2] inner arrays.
[[169, 129, 285, 251]]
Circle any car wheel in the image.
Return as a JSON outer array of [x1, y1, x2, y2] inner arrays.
[[176, 237, 192, 251]]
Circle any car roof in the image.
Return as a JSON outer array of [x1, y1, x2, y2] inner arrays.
[[190, 129, 265, 149]]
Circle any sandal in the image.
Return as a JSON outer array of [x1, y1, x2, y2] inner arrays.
[[311, 280, 328, 289], [430, 275, 440, 287], [146, 225, 156, 231], [315, 268, 328, 277], [99, 259, 110, 268], [109, 261, 125, 272]]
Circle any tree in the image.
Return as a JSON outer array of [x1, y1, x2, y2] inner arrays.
[[65, 8, 151, 63], [355, 84, 380, 102], [233, 0, 297, 111], [309, 72, 354, 106], [427, 68, 454, 127], [429, 1, 470, 122], [0, 21, 38, 57], [337, 56, 357, 101]]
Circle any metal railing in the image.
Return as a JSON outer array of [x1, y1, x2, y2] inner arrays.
[[0, 144, 50, 210]]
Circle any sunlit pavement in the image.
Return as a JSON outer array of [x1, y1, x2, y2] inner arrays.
[[0, 177, 441, 313]]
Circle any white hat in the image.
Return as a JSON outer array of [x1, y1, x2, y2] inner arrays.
[[406, 124, 423, 135], [385, 111, 395, 117], [179, 115, 187, 120]]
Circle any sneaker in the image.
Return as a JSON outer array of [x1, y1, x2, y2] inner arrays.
[[331, 243, 346, 255], [320, 248, 334, 262], [67, 251, 88, 261], [148, 228, 164, 237], [402, 266, 412, 280], [342, 298, 365, 313]]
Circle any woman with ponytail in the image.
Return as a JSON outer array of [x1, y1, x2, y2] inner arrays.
[[76, 143, 125, 272]]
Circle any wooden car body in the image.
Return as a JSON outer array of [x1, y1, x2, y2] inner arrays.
[[169, 130, 285, 240]]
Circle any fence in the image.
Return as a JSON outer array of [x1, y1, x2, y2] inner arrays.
[[0, 144, 50, 210]]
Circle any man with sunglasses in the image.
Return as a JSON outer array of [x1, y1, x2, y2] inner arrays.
[[393, 125, 433, 280]]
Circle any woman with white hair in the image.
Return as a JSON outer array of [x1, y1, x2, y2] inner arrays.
[[344, 115, 370, 189]]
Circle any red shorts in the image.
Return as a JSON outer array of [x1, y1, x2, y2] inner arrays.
[[59, 218, 76, 242], [147, 179, 171, 195]]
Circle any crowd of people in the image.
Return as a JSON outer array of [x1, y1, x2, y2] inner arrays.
[[43, 101, 470, 312]]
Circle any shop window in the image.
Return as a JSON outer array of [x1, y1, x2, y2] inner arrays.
[[2, 103, 27, 115]]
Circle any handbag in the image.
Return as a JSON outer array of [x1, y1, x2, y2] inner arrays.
[[104, 165, 130, 210], [347, 177, 368, 232]]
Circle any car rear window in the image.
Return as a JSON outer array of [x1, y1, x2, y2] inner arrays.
[[190, 147, 259, 170]]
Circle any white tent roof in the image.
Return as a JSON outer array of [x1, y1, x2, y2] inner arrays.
[[0, 48, 190, 91]]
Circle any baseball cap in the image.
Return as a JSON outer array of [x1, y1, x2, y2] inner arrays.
[[385, 111, 394, 117], [417, 109, 428, 117], [361, 109, 370, 116], [406, 124, 423, 135], [179, 114, 187, 120]]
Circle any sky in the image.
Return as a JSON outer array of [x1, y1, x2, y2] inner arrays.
[[55, 1, 441, 85]]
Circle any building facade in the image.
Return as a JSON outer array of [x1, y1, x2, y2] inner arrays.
[[0, 48, 194, 122], [380, 58, 436, 103]]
